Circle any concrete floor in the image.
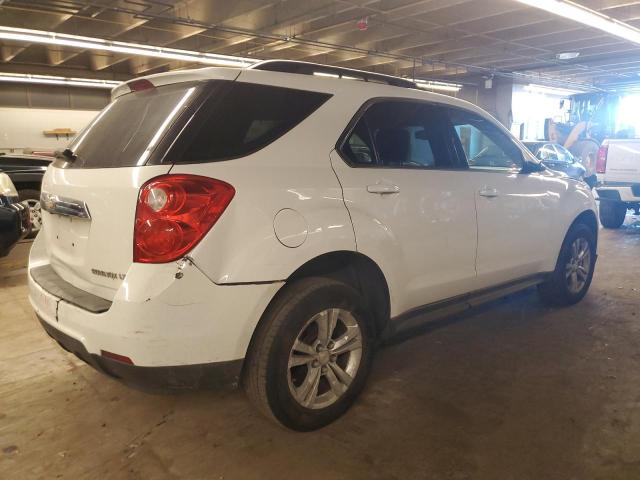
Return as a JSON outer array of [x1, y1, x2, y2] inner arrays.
[[1, 217, 639, 480]]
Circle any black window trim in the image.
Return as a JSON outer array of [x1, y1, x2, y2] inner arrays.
[[150, 79, 221, 166], [336, 97, 468, 171]]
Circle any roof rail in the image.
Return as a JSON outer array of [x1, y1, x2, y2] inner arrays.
[[250, 60, 417, 89]]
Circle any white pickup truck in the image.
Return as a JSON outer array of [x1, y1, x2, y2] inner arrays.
[[596, 139, 640, 228]]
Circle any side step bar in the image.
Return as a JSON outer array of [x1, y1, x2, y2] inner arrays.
[[388, 273, 549, 336]]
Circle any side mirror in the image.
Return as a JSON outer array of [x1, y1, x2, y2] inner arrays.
[[521, 160, 546, 174]]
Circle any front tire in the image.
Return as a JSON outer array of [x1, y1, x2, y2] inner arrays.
[[538, 223, 596, 306], [599, 200, 627, 229], [243, 277, 374, 431]]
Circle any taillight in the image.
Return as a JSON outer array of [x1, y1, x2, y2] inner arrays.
[[596, 144, 608, 174], [134, 174, 235, 263]]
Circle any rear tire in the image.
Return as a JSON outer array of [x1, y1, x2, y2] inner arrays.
[[538, 223, 596, 306], [243, 277, 374, 431], [599, 200, 627, 229]]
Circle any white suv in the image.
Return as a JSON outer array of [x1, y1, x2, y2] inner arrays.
[[29, 61, 598, 430]]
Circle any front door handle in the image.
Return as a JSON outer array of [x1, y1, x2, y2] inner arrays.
[[479, 186, 499, 198], [367, 184, 400, 195]]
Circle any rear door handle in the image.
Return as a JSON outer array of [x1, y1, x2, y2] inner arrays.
[[479, 186, 499, 198], [367, 184, 400, 195]]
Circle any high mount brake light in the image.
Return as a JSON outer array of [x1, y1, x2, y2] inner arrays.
[[128, 79, 154, 92], [134, 174, 235, 263]]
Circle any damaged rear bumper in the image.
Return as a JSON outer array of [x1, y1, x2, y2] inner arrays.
[[28, 237, 283, 390], [37, 314, 242, 391]]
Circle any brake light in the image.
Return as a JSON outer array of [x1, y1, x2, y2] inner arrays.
[[596, 144, 608, 173], [134, 174, 235, 263], [128, 79, 154, 92]]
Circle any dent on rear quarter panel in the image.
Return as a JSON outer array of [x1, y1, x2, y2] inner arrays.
[[168, 90, 360, 284]]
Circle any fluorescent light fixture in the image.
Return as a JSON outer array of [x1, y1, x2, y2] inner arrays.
[[313, 71, 340, 78], [0, 26, 257, 67], [0, 72, 120, 88], [524, 84, 579, 96], [515, 0, 640, 45], [414, 79, 462, 92], [556, 51, 580, 60]]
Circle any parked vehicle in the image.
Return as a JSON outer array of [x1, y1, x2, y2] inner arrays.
[[0, 153, 51, 236], [523, 141, 588, 180], [595, 139, 640, 228], [29, 61, 598, 431], [0, 172, 30, 257]]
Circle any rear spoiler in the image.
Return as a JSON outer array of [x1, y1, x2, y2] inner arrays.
[[111, 67, 242, 99]]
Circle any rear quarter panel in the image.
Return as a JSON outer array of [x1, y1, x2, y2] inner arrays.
[[169, 92, 359, 284]]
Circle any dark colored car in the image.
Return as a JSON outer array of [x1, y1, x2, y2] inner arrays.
[[0, 153, 52, 236], [0, 172, 30, 257], [522, 142, 587, 180]]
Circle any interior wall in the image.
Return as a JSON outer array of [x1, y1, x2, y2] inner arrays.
[[0, 107, 100, 154], [0, 83, 110, 110], [458, 77, 514, 128], [0, 83, 109, 154]]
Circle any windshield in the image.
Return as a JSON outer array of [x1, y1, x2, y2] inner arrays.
[[65, 82, 201, 168]]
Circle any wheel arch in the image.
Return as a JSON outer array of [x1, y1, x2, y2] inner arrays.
[[571, 209, 598, 247], [16, 183, 42, 196], [286, 250, 391, 337], [242, 251, 390, 376]]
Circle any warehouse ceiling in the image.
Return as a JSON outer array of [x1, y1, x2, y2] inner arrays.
[[2, 0, 640, 89]]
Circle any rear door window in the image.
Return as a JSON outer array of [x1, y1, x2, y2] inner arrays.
[[340, 101, 456, 169], [175, 83, 331, 163]]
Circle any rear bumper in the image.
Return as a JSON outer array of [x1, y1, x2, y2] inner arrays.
[[37, 314, 242, 391], [596, 184, 640, 203], [28, 235, 283, 388]]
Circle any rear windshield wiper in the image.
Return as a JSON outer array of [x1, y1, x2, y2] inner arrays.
[[55, 148, 78, 163]]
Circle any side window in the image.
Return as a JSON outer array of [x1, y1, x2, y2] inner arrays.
[[342, 116, 375, 165], [178, 83, 331, 163], [340, 101, 454, 168], [449, 108, 523, 171]]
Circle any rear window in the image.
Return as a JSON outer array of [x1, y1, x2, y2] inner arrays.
[[65, 83, 200, 168], [174, 82, 331, 163]]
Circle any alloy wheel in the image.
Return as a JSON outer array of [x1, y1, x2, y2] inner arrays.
[[23, 199, 42, 233], [565, 237, 591, 294], [287, 308, 362, 410]]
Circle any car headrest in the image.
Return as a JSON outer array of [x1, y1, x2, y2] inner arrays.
[[375, 128, 410, 166]]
